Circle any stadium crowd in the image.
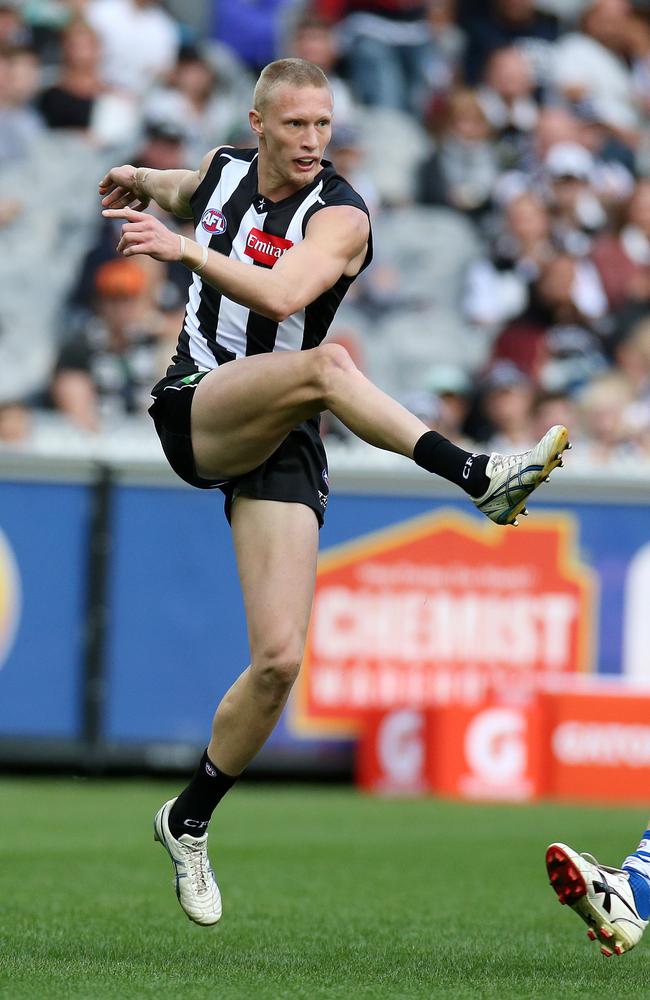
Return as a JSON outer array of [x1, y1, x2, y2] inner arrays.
[[0, 0, 649, 466]]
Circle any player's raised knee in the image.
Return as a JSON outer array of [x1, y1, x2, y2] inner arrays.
[[312, 342, 357, 400]]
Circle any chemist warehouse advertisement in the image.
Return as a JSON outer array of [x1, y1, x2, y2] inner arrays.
[[293, 509, 597, 736], [289, 506, 650, 805]]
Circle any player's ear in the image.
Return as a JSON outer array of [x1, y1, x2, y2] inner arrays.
[[249, 108, 263, 138]]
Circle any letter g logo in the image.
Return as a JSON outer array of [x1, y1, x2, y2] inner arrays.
[[464, 707, 526, 785], [377, 708, 425, 784]]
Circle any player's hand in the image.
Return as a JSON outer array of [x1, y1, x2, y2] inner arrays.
[[99, 165, 150, 212], [102, 207, 181, 262]]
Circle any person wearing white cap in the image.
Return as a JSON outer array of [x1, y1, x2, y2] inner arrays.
[[544, 140, 607, 254]]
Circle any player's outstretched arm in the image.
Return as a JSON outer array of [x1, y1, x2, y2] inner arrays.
[[98, 147, 222, 219], [101, 203, 369, 320]]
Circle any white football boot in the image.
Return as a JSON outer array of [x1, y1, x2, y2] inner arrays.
[[154, 797, 222, 926], [474, 425, 570, 526], [546, 842, 648, 956]]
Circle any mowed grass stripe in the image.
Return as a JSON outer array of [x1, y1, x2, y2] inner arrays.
[[0, 779, 647, 999]]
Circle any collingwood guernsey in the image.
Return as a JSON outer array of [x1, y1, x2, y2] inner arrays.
[[168, 147, 373, 378]]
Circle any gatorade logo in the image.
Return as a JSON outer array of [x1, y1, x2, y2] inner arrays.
[[464, 707, 526, 785], [377, 708, 425, 784], [0, 528, 20, 669], [552, 721, 650, 768]]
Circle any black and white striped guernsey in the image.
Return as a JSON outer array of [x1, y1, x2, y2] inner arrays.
[[167, 147, 373, 378]]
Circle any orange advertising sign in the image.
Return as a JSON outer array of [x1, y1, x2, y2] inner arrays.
[[543, 688, 650, 805], [431, 697, 548, 802], [293, 510, 596, 736]]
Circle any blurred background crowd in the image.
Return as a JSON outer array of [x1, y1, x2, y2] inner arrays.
[[0, 0, 649, 467]]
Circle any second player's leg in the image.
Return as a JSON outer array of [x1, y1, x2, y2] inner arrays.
[[207, 496, 319, 777]]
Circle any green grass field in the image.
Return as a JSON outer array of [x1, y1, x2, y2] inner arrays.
[[0, 779, 648, 999]]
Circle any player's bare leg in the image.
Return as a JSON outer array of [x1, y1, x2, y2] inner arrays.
[[190, 342, 427, 479], [207, 497, 319, 775], [154, 498, 318, 925], [191, 342, 570, 524]]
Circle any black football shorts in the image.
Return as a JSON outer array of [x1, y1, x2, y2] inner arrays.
[[149, 371, 330, 526]]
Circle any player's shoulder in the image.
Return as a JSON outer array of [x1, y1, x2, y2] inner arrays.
[[317, 160, 370, 217], [198, 145, 256, 180], [191, 147, 258, 217]]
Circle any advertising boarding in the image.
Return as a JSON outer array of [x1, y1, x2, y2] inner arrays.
[[294, 509, 596, 736]]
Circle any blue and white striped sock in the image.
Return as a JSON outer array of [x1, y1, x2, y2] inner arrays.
[[622, 829, 650, 920]]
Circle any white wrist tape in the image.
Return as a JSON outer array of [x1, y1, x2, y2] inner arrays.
[[178, 235, 209, 273], [195, 244, 209, 273], [135, 167, 151, 196]]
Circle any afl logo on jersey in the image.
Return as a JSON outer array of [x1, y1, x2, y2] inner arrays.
[[201, 209, 227, 234]]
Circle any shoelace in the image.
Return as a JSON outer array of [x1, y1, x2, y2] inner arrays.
[[185, 843, 211, 895], [581, 852, 627, 877], [488, 450, 529, 475]]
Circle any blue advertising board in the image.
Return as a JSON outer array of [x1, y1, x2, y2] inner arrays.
[[104, 484, 247, 745], [103, 481, 650, 754], [0, 479, 90, 739], [1, 463, 648, 766]]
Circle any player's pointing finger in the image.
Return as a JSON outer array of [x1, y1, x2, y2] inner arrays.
[[103, 207, 147, 221]]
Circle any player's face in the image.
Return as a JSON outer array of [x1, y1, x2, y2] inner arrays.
[[255, 84, 333, 188]]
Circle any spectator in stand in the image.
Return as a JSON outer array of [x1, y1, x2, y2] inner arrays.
[[37, 18, 104, 132], [52, 258, 176, 432], [86, 0, 179, 97], [477, 359, 537, 450], [630, 5, 650, 119], [422, 362, 473, 444], [490, 104, 581, 200], [533, 105, 580, 163], [592, 178, 650, 311], [0, 43, 44, 168], [143, 44, 253, 166], [460, 0, 559, 86], [0, 0, 31, 48], [491, 254, 609, 393], [575, 371, 646, 462], [495, 104, 635, 215], [0, 401, 31, 444], [531, 388, 578, 447], [478, 46, 540, 170], [327, 121, 380, 216], [610, 317, 650, 446], [20, 0, 94, 66], [211, 0, 302, 72], [425, 0, 465, 99], [68, 113, 192, 316], [416, 88, 498, 219], [464, 191, 554, 328], [575, 100, 637, 179], [551, 0, 641, 136], [8, 38, 40, 105], [335, 0, 436, 115], [288, 13, 356, 124], [543, 141, 608, 256]]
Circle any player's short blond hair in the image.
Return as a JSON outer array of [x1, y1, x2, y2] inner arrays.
[[253, 58, 331, 114]]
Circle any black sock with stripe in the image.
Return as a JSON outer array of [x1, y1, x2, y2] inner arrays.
[[413, 431, 490, 498], [168, 749, 237, 839]]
